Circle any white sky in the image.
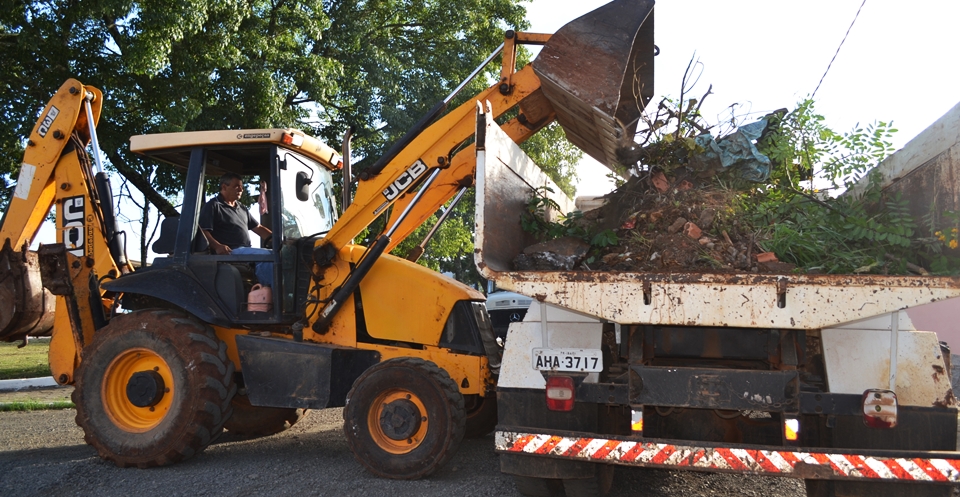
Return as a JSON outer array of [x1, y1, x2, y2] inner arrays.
[[526, 0, 960, 195]]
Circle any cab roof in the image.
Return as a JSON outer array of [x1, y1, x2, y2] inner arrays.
[[129, 128, 342, 175]]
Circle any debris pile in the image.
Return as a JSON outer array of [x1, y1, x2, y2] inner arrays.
[[515, 171, 788, 274], [514, 95, 960, 276]]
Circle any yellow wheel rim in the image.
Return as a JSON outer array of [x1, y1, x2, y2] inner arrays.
[[367, 389, 428, 454], [101, 348, 174, 433]]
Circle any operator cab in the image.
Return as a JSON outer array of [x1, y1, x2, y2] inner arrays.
[[120, 129, 342, 326]]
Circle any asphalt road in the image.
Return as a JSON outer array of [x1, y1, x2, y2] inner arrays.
[[6, 358, 960, 497], [0, 394, 804, 497]]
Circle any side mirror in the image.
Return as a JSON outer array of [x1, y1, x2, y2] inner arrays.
[[295, 171, 312, 201]]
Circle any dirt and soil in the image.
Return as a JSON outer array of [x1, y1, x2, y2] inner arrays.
[[578, 173, 776, 274]]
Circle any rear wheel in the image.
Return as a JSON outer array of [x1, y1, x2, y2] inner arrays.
[[73, 310, 236, 468], [343, 357, 465, 479], [805, 480, 953, 497], [512, 475, 563, 496], [223, 393, 305, 438], [463, 393, 498, 438], [563, 464, 614, 497]]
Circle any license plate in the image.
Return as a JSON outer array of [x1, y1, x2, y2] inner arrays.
[[532, 348, 602, 372]]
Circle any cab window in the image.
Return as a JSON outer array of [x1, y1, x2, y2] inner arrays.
[[278, 149, 338, 240]]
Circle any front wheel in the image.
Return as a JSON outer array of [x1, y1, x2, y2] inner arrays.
[[73, 310, 236, 468], [343, 357, 465, 479]]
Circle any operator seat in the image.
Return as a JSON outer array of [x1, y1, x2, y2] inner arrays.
[[152, 216, 210, 254]]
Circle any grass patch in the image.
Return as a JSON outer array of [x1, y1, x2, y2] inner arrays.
[[0, 400, 74, 411], [0, 340, 51, 380]]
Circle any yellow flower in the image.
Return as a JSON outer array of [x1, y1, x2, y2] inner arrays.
[[951, 239, 959, 250], [936, 231, 942, 236]]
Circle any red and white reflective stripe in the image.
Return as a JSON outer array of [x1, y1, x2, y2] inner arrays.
[[495, 431, 960, 482]]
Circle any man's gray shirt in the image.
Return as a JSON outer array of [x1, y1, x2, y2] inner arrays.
[[198, 194, 258, 249]]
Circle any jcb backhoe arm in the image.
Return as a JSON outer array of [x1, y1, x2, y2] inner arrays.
[[309, 0, 655, 334], [309, 40, 560, 333], [0, 79, 132, 384]]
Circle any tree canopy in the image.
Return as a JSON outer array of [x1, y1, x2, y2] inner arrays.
[[0, 0, 528, 210], [1, 0, 585, 287]]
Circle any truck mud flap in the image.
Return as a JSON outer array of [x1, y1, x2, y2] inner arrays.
[[496, 428, 960, 485], [236, 334, 380, 409]]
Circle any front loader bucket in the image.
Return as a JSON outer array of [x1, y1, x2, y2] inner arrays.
[[533, 0, 655, 170], [0, 242, 55, 342]]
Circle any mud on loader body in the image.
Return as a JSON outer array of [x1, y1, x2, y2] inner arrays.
[[0, 0, 656, 479]]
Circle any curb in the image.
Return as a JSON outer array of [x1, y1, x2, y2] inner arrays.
[[0, 376, 60, 392]]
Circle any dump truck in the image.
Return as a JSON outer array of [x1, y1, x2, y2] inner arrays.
[[0, 0, 657, 480], [474, 2, 960, 496]]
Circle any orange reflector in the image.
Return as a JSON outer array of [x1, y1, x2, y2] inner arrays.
[[784, 418, 799, 441], [281, 132, 304, 147], [545, 376, 574, 411], [631, 409, 643, 432]]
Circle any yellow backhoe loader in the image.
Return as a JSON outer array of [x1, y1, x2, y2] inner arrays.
[[0, 0, 653, 479]]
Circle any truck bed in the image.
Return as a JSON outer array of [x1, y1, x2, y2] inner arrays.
[[473, 103, 960, 330]]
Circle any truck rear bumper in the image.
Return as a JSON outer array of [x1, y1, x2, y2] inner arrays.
[[495, 428, 960, 485]]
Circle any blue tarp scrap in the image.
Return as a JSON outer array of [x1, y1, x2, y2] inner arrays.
[[694, 119, 772, 182]]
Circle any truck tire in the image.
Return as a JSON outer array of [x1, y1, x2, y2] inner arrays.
[[223, 393, 305, 438], [563, 464, 614, 497], [804, 480, 953, 497], [73, 309, 236, 468], [343, 357, 465, 479], [512, 475, 563, 496], [464, 393, 498, 438]]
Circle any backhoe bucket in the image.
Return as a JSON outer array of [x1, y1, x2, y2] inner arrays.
[[533, 0, 655, 170], [0, 242, 55, 342]]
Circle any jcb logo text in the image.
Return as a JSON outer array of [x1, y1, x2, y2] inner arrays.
[[382, 160, 427, 201]]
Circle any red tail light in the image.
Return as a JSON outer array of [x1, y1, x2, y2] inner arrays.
[[862, 389, 898, 429], [545, 375, 575, 411]]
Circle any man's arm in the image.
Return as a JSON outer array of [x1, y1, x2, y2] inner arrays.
[[201, 229, 232, 255], [253, 225, 272, 239]]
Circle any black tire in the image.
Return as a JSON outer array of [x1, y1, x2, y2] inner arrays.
[[513, 475, 563, 496], [805, 480, 953, 497], [73, 309, 236, 468], [463, 393, 498, 438], [223, 393, 305, 438], [342, 357, 465, 479], [563, 464, 614, 497]]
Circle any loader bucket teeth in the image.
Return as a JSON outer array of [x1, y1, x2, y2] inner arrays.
[[533, 0, 655, 169]]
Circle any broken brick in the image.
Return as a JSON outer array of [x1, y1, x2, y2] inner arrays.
[[755, 252, 778, 263], [759, 261, 796, 273], [602, 252, 622, 265], [698, 208, 717, 230], [683, 222, 702, 239], [677, 180, 694, 191], [651, 171, 669, 193], [667, 217, 688, 233]]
